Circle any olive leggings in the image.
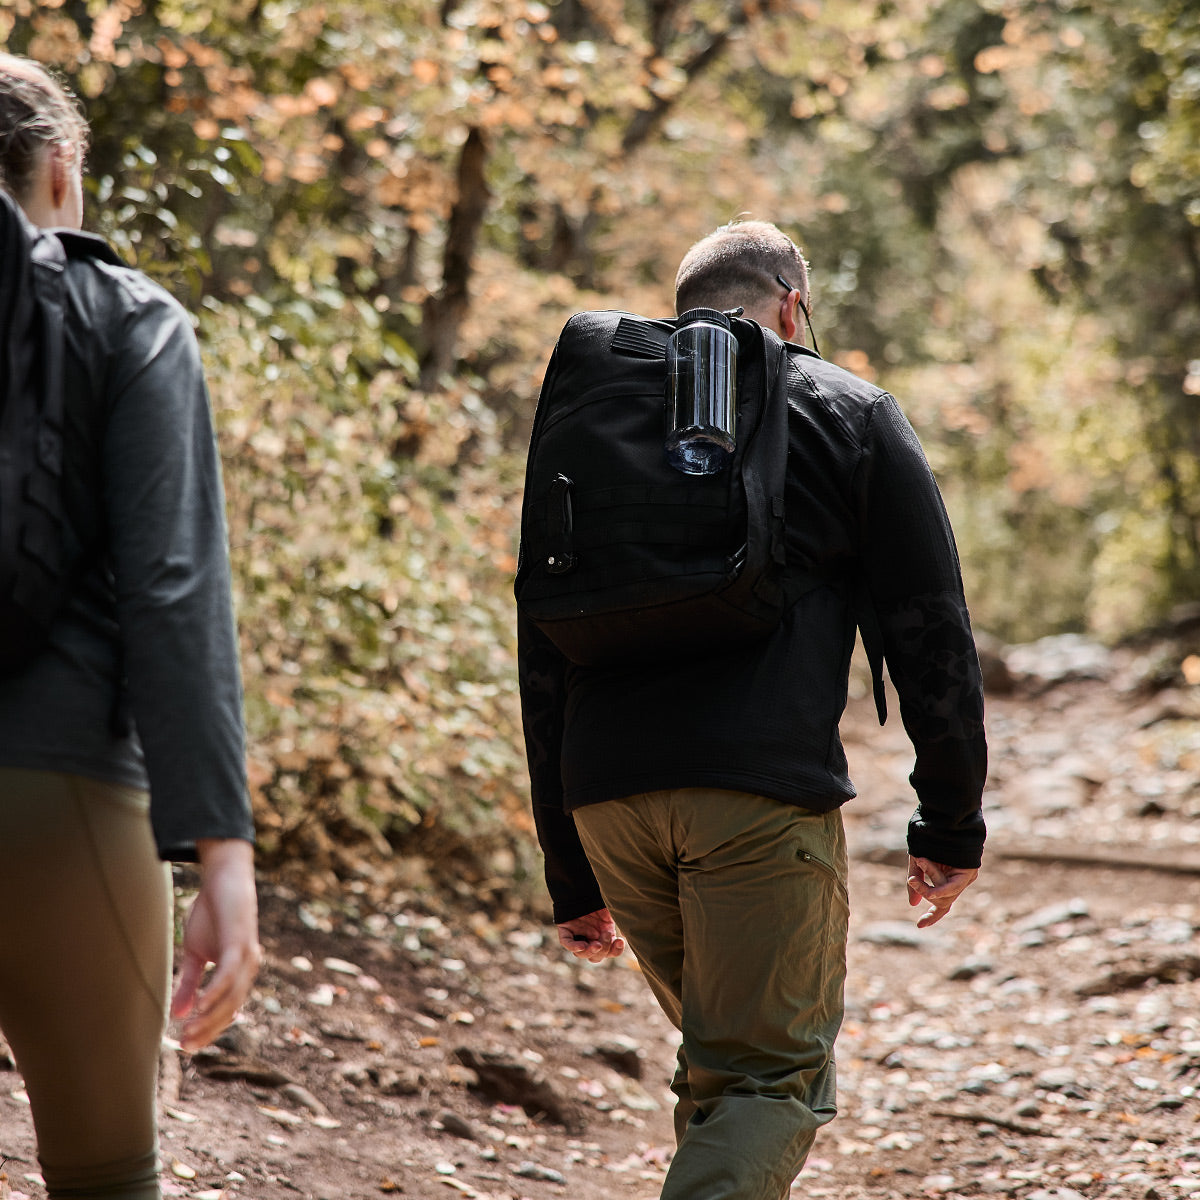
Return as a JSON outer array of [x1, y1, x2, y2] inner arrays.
[[0, 769, 170, 1199]]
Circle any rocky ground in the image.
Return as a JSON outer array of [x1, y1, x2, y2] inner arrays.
[[2, 633, 1199, 1200]]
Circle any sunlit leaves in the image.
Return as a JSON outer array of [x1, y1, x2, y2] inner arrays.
[[200, 293, 531, 888]]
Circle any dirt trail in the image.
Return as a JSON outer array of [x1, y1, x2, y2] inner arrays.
[[2, 641, 1199, 1200]]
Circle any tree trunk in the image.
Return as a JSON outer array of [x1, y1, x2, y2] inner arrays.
[[418, 127, 490, 388], [620, 4, 751, 155]]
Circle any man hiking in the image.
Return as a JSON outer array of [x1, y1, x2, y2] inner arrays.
[[518, 218, 987, 1199]]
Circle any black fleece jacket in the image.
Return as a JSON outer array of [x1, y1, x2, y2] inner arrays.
[[518, 344, 987, 923]]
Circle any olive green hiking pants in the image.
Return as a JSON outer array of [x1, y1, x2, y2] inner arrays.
[[574, 788, 848, 1200], [0, 769, 170, 1199]]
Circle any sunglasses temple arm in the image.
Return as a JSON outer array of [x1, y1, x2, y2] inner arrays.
[[803, 309, 821, 358]]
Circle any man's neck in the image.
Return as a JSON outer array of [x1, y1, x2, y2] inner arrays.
[[739, 300, 791, 343]]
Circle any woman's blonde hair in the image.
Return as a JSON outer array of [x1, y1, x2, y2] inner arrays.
[[0, 52, 89, 200]]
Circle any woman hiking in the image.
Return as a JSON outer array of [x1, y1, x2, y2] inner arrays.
[[0, 52, 259, 1199]]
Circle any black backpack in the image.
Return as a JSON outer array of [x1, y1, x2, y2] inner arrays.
[[515, 308, 792, 667], [0, 189, 88, 674]]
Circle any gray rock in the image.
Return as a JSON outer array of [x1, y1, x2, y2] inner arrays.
[[212, 1023, 262, 1057], [338, 1062, 371, 1087], [857, 921, 923, 947], [1015, 899, 1090, 933], [592, 1035, 644, 1080], [280, 1082, 329, 1116], [435, 1109, 478, 1140], [996, 976, 1043, 997], [1012, 768, 1091, 817], [949, 958, 995, 981], [1147, 917, 1195, 945], [454, 1046, 579, 1129], [1035, 1067, 1088, 1099], [376, 1066, 424, 1096], [193, 1053, 294, 1088], [1006, 634, 1112, 686], [514, 1162, 566, 1183], [960, 1079, 994, 1095]]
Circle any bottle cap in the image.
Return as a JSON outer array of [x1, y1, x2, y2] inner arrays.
[[676, 307, 731, 330]]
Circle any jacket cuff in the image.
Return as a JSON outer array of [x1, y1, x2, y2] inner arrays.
[[906, 822, 984, 870], [552, 887, 607, 925]]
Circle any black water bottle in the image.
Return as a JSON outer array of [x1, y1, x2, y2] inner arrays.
[[665, 308, 737, 475]]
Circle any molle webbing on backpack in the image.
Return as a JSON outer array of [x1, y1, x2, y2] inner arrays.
[[610, 316, 670, 360]]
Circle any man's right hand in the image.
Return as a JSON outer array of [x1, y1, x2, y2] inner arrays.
[[906, 855, 979, 928], [557, 907, 626, 963]]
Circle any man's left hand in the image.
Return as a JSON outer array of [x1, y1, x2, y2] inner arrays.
[[906, 856, 979, 928], [556, 907, 626, 963]]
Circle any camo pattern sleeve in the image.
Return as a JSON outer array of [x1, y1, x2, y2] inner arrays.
[[517, 611, 606, 922], [857, 395, 988, 869]]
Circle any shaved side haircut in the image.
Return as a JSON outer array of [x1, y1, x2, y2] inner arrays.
[[675, 219, 811, 315]]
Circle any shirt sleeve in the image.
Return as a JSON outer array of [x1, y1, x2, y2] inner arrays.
[[856, 394, 988, 868], [101, 274, 253, 859], [517, 610, 606, 922]]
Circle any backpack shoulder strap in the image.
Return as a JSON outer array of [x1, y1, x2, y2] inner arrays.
[[0, 190, 69, 589], [733, 318, 790, 596], [0, 191, 39, 419], [0, 192, 75, 674], [29, 220, 69, 452]]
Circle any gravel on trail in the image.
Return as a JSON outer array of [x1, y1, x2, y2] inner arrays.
[[1, 635, 1198, 1200]]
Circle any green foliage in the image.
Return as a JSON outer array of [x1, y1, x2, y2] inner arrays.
[[196, 291, 535, 893]]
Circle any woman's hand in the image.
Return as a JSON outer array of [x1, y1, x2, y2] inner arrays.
[[171, 838, 262, 1052]]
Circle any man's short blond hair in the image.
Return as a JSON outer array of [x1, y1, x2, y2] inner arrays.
[[675, 219, 810, 316]]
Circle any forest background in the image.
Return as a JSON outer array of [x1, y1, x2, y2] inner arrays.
[[3, 0, 1197, 903]]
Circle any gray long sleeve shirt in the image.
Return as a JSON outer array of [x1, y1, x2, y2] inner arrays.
[[0, 233, 252, 859]]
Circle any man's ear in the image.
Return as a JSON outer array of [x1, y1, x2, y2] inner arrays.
[[779, 290, 799, 342]]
